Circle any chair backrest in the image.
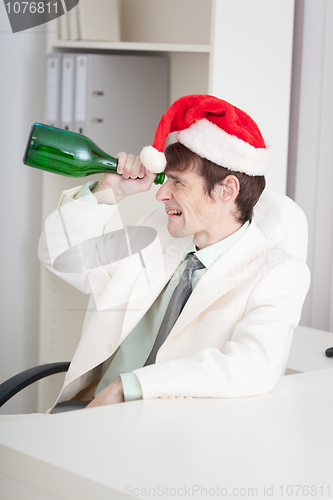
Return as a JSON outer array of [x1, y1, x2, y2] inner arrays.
[[254, 189, 308, 262]]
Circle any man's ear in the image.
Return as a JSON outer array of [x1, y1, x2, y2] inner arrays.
[[221, 175, 240, 202]]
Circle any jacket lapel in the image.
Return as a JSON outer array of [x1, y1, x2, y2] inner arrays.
[[166, 220, 268, 340], [118, 234, 193, 343]]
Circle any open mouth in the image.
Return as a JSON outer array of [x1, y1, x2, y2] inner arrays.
[[167, 209, 182, 217]]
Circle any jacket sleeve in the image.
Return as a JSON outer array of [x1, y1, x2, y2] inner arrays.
[[132, 259, 311, 398]]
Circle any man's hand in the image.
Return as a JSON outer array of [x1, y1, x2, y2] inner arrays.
[[85, 378, 124, 408], [92, 152, 156, 205]]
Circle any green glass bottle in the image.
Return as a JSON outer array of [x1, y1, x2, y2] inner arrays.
[[23, 123, 165, 184]]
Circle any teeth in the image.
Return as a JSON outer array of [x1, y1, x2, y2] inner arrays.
[[168, 210, 182, 215]]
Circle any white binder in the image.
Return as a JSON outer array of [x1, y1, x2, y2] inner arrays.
[[45, 53, 62, 128], [74, 55, 88, 135], [60, 54, 75, 131], [73, 53, 169, 155]]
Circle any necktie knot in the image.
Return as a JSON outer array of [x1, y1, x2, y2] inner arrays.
[[185, 253, 205, 272], [182, 253, 205, 282]]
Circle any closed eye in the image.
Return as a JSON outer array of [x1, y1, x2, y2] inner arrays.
[[166, 173, 184, 185]]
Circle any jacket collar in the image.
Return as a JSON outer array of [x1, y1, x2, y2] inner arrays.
[[165, 219, 269, 341]]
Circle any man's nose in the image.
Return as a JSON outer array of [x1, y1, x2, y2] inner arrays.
[[156, 179, 173, 202]]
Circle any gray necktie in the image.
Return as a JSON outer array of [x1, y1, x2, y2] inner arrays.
[[144, 253, 205, 366]]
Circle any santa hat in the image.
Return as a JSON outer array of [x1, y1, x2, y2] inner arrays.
[[140, 94, 271, 176]]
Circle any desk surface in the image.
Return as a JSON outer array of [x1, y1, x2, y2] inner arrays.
[[288, 325, 333, 372], [1, 368, 333, 500]]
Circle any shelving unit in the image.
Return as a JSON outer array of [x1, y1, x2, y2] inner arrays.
[[52, 40, 211, 53], [46, 0, 212, 105]]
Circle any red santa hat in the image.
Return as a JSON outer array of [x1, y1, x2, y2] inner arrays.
[[140, 94, 271, 176]]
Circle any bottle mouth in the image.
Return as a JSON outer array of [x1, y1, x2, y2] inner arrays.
[[154, 172, 165, 184]]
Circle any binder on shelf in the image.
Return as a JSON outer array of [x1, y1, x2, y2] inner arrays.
[[77, 0, 121, 42], [74, 55, 88, 135], [46, 53, 62, 128], [60, 54, 75, 131], [73, 53, 169, 156]]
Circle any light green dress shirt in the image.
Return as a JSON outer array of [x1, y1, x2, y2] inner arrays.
[[74, 182, 249, 401]]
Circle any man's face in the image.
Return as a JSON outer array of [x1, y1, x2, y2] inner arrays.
[[156, 165, 224, 249]]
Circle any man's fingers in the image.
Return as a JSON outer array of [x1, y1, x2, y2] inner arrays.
[[116, 153, 144, 179], [121, 153, 135, 178], [115, 152, 127, 175], [113, 152, 157, 197], [129, 156, 144, 179], [138, 166, 145, 178]]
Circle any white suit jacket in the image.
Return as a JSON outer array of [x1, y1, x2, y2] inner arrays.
[[38, 187, 310, 405]]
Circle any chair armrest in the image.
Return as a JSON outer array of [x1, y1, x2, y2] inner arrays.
[[0, 362, 70, 407]]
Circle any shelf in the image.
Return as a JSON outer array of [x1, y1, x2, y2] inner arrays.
[[52, 40, 211, 53]]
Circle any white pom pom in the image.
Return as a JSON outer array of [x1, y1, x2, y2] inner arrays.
[[140, 146, 166, 174]]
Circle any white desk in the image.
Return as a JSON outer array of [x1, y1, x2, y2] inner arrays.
[[288, 325, 333, 372], [1, 368, 333, 500]]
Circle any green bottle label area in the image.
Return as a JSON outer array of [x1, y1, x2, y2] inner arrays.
[[23, 123, 165, 185]]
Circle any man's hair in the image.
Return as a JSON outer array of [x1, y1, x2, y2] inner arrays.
[[164, 142, 266, 223]]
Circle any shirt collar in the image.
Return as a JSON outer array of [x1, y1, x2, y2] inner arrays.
[[185, 220, 250, 269]]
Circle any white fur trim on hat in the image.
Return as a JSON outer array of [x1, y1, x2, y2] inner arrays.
[[140, 146, 167, 174], [177, 118, 271, 175]]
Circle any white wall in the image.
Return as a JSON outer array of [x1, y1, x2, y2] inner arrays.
[[0, 4, 46, 414], [288, 0, 333, 332]]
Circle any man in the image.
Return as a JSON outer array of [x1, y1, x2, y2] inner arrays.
[[39, 95, 310, 411]]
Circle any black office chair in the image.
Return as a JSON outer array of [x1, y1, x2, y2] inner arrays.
[[0, 362, 70, 407]]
